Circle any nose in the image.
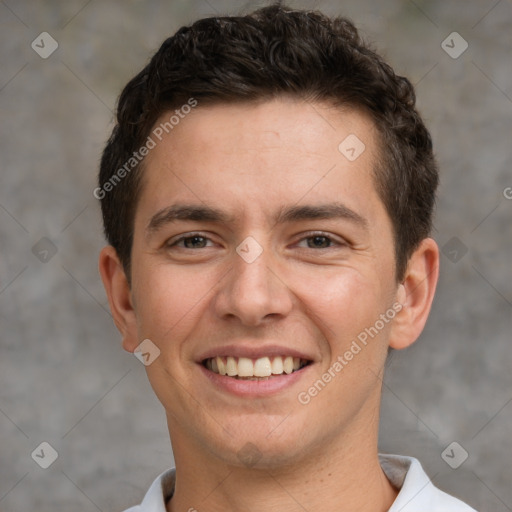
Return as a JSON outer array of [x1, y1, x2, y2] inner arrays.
[[213, 241, 293, 327]]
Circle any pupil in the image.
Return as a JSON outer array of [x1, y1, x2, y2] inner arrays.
[[310, 236, 328, 248], [186, 236, 205, 248]]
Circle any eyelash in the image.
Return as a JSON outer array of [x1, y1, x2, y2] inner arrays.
[[166, 232, 345, 250]]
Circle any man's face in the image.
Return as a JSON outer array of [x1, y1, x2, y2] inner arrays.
[[127, 97, 402, 467]]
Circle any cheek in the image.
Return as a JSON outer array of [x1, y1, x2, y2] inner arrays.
[[296, 266, 384, 340], [132, 261, 218, 340]]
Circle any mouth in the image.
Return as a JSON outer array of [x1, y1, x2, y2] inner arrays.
[[203, 356, 311, 380]]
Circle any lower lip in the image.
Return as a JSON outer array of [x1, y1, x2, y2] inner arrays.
[[198, 363, 311, 397]]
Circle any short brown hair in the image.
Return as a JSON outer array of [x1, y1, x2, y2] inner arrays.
[[98, 3, 438, 282]]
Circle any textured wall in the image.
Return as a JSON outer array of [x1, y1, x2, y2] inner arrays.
[[0, 1, 511, 511]]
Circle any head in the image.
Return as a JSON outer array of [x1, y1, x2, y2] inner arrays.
[[97, 3, 438, 284], [98, 4, 439, 469]]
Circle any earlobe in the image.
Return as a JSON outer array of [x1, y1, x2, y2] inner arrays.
[[389, 238, 440, 350], [98, 246, 139, 352]]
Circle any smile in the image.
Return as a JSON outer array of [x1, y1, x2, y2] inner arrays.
[[203, 356, 311, 379]]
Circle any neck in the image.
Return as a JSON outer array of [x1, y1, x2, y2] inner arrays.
[[166, 411, 397, 512]]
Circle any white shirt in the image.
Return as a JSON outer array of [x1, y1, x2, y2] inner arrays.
[[123, 454, 477, 511]]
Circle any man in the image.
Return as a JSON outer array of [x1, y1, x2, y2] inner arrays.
[[96, 4, 477, 511]]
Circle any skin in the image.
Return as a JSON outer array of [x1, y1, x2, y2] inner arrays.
[[99, 96, 439, 512]]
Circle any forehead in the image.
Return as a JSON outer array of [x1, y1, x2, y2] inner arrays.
[[136, 97, 385, 228], [148, 97, 377, 159]]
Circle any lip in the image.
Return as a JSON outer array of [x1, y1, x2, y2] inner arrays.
[[198, 361, 313, 397], [196, 344, 315, 363]]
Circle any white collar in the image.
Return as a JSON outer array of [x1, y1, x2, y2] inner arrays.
[[128, 454, 477, 511]]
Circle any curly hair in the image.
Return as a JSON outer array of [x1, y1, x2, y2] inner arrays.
[[98, 3, 438, 283]]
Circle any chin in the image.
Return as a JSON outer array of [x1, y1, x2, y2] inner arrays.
[[207, 422, 310, 470]]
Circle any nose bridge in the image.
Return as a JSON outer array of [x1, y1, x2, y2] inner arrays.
[[233, 238, 275, 301], [235, 245, 271, 294], [215, 236, 292, 325]]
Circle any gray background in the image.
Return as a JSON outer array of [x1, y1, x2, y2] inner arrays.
[[0, 0, 511, 510]]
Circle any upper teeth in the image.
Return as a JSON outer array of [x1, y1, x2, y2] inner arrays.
[[206, 356, 305, 377]]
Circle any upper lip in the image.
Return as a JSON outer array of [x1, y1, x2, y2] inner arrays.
[[196, 344, 315, 363]]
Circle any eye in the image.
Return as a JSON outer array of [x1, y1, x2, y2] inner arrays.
[[296, 233, 344, 249], [166, 233, 214, 249], [165, 232, 345, 251]]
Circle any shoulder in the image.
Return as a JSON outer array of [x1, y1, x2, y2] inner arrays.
[[380, 454, 478, 512], [121, 468, 176, 512]]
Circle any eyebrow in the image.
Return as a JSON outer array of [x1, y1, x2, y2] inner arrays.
[[275, 203, 368, 228], [145, 201, 368, 237]]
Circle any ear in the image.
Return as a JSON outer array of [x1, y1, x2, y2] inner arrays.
[[389, 237, 439, 350], [98, 246, 139, 352]]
